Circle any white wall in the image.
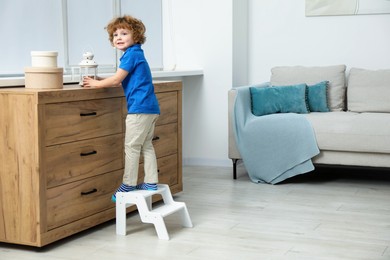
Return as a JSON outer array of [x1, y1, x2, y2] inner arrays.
[[248, 0, 390, 83], [164, 0, 234, 167], [166, 0, 390, 167]]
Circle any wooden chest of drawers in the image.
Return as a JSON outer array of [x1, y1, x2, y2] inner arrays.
[[0, 81, 182, 246]]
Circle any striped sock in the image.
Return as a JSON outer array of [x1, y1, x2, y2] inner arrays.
[[136, 183, 158, 191], [111, 183, 136, 202]]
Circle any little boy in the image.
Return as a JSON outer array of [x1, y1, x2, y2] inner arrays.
[[83, 15, 160, 202]]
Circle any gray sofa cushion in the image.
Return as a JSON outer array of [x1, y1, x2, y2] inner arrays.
[[305, 112, 390, 154], [347, 68, 390, 112], [270, 65, 346, 111]]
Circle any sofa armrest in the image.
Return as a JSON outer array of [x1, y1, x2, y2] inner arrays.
[[228, 82, 270, 160], [228, 88, 241, 160]]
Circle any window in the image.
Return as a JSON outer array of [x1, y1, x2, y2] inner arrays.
[[0, 0, 63, 76], [0, 0, 162, 86], [65, 0, 116, 71]]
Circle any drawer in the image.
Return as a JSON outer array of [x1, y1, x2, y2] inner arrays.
[[45, 134, 124, 188], [44, 98, 123, 146], [138, 153, 178, 186], [152, 123, 178, 159], [156, 92, 178, 126], [46, 170, 123, 230]]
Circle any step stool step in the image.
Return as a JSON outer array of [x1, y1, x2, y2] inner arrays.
[[120, 184, 169, 199], [119, 184, 173, 210], [150, 202, 185, 217]]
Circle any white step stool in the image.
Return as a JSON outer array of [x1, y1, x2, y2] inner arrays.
[[115, 184, 193, 240]]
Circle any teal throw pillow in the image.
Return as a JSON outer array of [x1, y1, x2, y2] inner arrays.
[[250, 84, 309, 116], [307, 81, 330, 112]]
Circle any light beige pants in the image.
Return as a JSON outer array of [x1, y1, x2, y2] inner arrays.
[[123, 113, 159, 186]]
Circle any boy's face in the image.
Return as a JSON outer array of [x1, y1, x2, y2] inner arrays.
[[112, 28, 135, 51]]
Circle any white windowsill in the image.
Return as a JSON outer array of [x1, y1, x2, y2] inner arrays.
[[0, 68, 203, 87], [152, 68, 203, 78]]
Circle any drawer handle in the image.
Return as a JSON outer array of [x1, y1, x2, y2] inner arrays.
[[152, 136, 160, 141], [80, 112, 97, 117], [80, 150, 97, 156], [81, 188, 97, 196]]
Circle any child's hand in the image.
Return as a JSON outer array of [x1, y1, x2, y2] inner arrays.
[[82, 77, 99, 88]]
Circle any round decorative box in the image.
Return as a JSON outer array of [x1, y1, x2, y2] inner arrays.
[[31, 51, 58, 68], [24, 67, 63, 89]]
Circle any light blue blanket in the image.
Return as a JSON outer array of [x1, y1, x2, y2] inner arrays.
[[233, 85, 319, 184]]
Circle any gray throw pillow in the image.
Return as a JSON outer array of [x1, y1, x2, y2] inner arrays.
[[348, 68, 390, 112]]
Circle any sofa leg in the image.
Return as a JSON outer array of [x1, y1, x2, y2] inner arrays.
[[232, 159, 239, 179]]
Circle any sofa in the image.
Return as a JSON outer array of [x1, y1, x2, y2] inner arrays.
[[228, 65, 390, 180]]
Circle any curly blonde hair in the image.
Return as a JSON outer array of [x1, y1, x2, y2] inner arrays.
[[106, 15, 146, 45]]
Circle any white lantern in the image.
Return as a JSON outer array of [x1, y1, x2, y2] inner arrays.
[[79, 52, 98, 85]]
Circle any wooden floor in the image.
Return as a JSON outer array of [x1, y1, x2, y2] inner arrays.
[[1, 165, 390, 259]]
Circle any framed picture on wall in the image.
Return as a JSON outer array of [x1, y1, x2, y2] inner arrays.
[[306, 0, 390, 16]]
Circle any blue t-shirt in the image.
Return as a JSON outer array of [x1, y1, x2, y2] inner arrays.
[[119, 44, 160, 114]]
